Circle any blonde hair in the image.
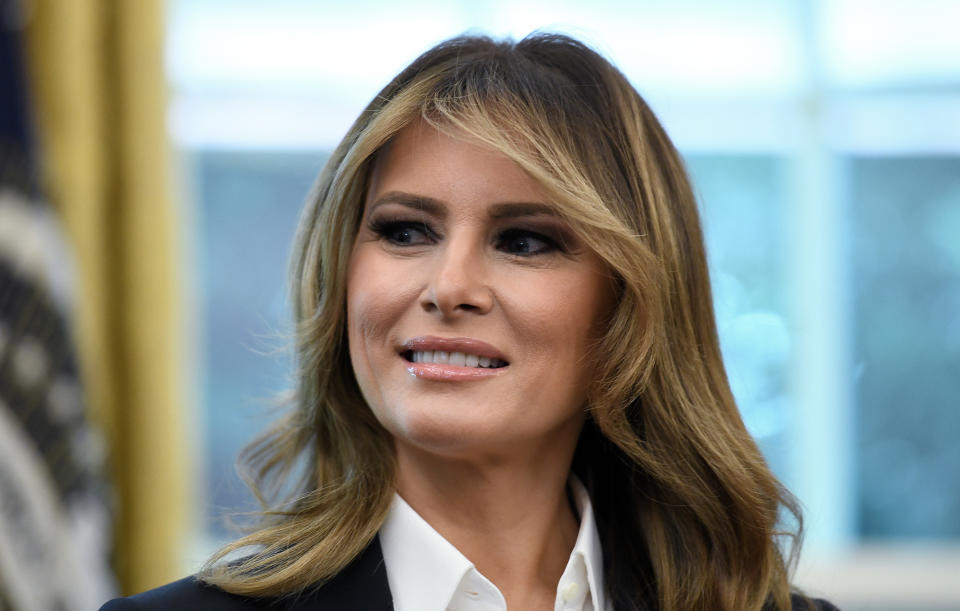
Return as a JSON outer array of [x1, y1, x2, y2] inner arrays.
[[203, 33, 807, 611]]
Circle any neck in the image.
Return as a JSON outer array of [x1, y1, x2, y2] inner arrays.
[[394, 429, 582, 609]]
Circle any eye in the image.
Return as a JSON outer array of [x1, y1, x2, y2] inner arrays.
[[496, 229, 557, 256], [370, 219, 434, 246]]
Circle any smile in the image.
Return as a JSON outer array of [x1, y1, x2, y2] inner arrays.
[[399, 336, 511, 381], [404, 350, 507, 369]]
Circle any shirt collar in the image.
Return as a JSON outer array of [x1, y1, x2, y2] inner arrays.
[[379, 492, 480, 611], [567, 476, 607, 611], [378, 476, 606, 611]]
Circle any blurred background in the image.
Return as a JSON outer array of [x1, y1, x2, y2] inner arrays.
[[1, 0, 958, 609]]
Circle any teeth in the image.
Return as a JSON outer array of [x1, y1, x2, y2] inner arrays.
[[409, 350, 505, 368]]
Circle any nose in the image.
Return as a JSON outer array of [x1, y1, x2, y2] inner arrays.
[[420, 239, 494, 318]]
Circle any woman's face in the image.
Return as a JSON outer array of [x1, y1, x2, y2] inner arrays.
[[346, 120, 613, 460]]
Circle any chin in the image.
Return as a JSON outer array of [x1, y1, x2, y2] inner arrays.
[[380, 408, 511, 460]]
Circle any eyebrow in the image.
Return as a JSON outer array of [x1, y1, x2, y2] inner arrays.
[[367, 191, 558, 219]]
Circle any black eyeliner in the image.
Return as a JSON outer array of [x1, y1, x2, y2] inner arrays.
[[495, 227, 564, 256], [367, 216, 438, 244]]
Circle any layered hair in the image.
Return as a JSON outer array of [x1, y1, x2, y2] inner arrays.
[[203, 33, 806, 611]]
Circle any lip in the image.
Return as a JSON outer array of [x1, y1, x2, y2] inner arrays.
[[399, 336, 509, 382], [400, 336, 508, 361]]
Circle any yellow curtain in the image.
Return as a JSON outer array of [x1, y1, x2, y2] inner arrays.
[[24, 0, 189, 595]]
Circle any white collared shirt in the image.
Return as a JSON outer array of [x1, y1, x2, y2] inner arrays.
[[379, 478, 609, 611]]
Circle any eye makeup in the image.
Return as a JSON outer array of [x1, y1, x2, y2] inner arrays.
[[367, 213, 578, 258], [367, 217, 437, 247], [363, 193, 583, 260]]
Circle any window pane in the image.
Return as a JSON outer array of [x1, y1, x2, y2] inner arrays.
[[686, 155, 791, 478], [190, 150, 326, 538], [852, 156, 960, 538]]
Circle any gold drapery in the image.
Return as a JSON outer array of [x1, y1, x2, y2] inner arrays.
[[24, 0, 189, 595]]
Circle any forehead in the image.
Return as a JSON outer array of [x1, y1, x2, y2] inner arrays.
[[364, 120, 552, 215]]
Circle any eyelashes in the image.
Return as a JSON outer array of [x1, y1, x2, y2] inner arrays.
[[368, 218, 435, 247], [494, 228, 559, 256], [366, 217, 566, 257]]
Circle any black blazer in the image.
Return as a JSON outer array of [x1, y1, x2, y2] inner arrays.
[[99, 538, 392, 611], [100, 537, 838, 610]]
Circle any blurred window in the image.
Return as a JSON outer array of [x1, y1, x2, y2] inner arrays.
[[851, 156, 960, 539], [187, 151, 324, 540]]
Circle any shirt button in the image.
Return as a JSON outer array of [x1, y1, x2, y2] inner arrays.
[[561, 581, 580, 602]]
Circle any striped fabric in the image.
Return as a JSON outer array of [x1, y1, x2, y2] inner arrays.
[[0, 6, 116, 609]]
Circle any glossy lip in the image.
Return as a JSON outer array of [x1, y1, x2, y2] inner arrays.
[[399, 335, 510, 382]]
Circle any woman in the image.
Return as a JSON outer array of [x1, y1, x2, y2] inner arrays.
[[103, 33, 836, 610]]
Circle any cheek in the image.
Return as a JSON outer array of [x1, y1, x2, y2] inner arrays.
[[506, 271, 611, 357], [347, 285, 398, 349], [348, 260, 386, 360], [346, 248, 421, 366], [346, 249, 396, 416]]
